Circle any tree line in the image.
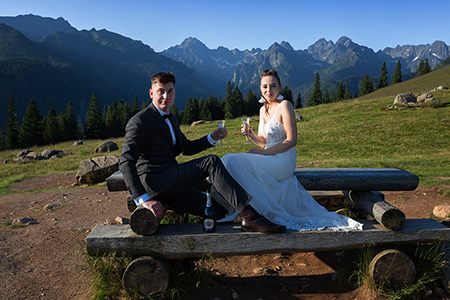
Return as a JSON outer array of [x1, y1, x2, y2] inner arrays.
[[309, 60, 404, 106], [1, 59, 431, 151], [308, 59, 433, 107]]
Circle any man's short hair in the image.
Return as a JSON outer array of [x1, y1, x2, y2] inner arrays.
[[151, 72, 176, 87]]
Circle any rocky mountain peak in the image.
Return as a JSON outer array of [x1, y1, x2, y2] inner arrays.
[[280, 41, 294, 51], [179, 37, 208, 51], [336, 36, 355, 48]]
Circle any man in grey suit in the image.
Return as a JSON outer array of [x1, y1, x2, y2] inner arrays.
[[119, 72, 285, 233]]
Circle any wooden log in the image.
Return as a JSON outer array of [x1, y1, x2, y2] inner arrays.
[[129, 205, 162, 236], [106, 170, 128, 191], [122, 256, 170, 296], [369, 249, 416, 287], [106, 168, 420, 192], [343, 190, 406, 231], [294, 168, 419, 191], [86, 219, 450, 260]]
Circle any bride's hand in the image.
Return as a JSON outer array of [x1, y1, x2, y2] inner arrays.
[[241, 124, 252, 137], [248, 148, 264, 154]]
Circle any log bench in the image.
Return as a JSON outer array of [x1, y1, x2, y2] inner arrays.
[[86, 167, 450, 296]]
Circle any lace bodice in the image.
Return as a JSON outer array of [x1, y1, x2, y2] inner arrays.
[[260, 101, 287, 149]]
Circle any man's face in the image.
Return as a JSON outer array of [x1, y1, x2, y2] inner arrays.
[[149, 82, 175, 113]]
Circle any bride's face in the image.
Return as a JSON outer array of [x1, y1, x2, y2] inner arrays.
[[260, 76, 281, 102]]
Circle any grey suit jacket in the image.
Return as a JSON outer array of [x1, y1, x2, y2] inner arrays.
[[119, 103, 212, 199]]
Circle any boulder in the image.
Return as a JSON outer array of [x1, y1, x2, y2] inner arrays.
[[417, 93, 433, 104], [191, 120, 206, 126], [424, 98, 441, 106], [41, 149, 64, 159], [437, 86, 448, 90], [433, 205, 450, 219], [25, 151, 46, 160], [17, 150, 32, 157], [94, 141, 118, 153], [393, 93, 417, 106], [72, 140, 83, 146], [76, 155, 119, 184]]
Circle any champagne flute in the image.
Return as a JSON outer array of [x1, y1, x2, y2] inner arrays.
[[217, 120, 225, 147], [242, 118, 251, 144]]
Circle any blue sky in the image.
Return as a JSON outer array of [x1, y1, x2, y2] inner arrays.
[[2, 0, 449, 53]]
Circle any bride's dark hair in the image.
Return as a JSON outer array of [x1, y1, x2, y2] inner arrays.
[[260, 69, 282, 115]]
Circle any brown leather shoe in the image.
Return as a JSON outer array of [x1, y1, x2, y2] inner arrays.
[[241, 216, 286, 233]]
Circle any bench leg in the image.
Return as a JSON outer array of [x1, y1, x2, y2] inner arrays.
[[122, 256, 170, 297], [369, 249, 416, 287]]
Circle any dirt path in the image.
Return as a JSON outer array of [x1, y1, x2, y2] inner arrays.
[[1, 174, 449, 299]]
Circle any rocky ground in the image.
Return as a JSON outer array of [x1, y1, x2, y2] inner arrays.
[[1, 173, 450, 300]]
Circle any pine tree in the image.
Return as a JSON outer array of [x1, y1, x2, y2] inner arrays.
[[392, 61, 402, 84], [19, 98, 44, 148], [309, 72, 323, 107], [169, 103, 179, 120], [131, 95, 140, 117], [182, 98, 194, 125], [0, 129, 5, 151], [191, 97, 200, 121], [5, 95, 20, 150], [60, 100, 78, 141], [44, 108, 61, 144], [281, 85, 294, 106], [243, 89, 259, 116], [199, 98, 212, 121], [423, 58, 431, 74], [330, 90, 337, 102], [416, 59, 425, 77], [359, 74, 375, 97], [105, 101, 121, 138], [336, 81, 345, 101], [84, 92, 105, 140], [118, 100, 131, 136], [344, 88, 352, 100], [378, 62, 388, 89], [323, 89, 331, 104], [295, 92, 302, 109], [224, 85, 243, 119], [207, 95, 223, 120]]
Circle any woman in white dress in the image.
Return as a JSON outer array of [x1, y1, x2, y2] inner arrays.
[[221, 70, 363, 232]]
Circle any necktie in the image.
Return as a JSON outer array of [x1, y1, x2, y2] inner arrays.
[[163, 113, 173, 120]]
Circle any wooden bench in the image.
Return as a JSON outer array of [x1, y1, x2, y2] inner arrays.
[[105, 168, 419, 231], [86, 167, 450, 296]]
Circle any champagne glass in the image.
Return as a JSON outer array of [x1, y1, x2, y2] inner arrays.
[[242, 118, 251, 144], [217, 120, 225, 147]]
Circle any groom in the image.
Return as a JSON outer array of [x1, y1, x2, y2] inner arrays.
[[119, 72, 286, 233]]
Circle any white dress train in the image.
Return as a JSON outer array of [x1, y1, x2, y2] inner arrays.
[[221, 101, 363, 231]]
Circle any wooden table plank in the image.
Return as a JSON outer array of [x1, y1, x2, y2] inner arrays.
[[86, 219, 450, 259]]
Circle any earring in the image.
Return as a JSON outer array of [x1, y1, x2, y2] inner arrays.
[[277, 95, 284, 100]]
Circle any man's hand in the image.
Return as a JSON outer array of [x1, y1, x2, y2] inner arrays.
[[211, 127, 228, 141], [142, 200, 165, 218]]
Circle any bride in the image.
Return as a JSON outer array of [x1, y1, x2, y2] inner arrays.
[[220, 70, 363, 232]]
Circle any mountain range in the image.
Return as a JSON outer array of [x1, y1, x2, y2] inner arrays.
[[1, 14, 449, 128]]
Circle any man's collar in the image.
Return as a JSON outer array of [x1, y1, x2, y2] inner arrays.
[[154, 105, 169, 117]]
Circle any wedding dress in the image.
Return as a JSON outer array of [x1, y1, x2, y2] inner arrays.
[[221, 101, 363, 231]]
